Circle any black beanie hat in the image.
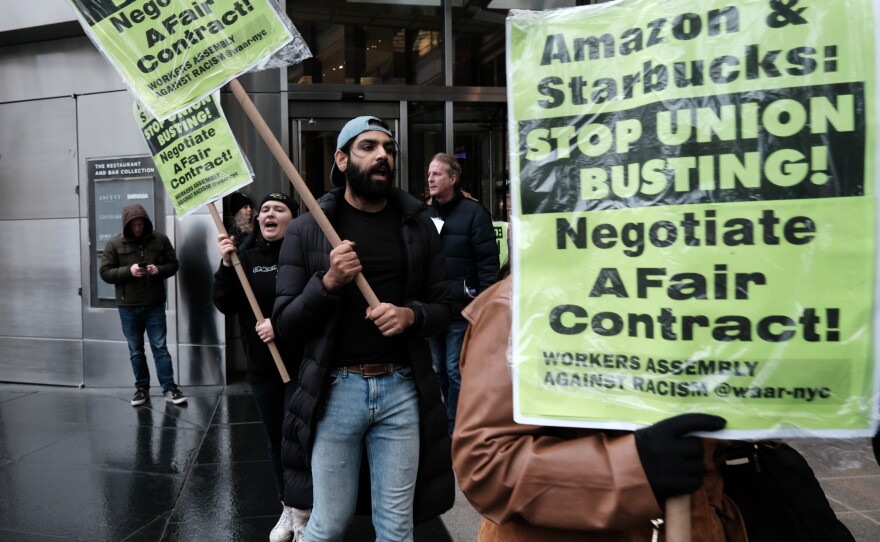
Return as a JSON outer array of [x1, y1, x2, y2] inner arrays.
[[228, 192, 254, 217], [259, 192, 297, 216]]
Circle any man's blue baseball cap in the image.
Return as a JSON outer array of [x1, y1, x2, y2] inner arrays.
[[336, 116, 394, 151], [330, 116, 397, 185]]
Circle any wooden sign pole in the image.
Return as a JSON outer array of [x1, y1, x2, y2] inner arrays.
[[227, 78, 380, 309], [207, 202, 290, 383], [665, 494, 691, 542]]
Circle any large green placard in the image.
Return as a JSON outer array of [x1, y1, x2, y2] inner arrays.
[[507, 0, 879, 437], [69, 0, 299, 119], [135, 92, 251, 217]]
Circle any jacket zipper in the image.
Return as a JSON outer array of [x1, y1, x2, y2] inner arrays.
[[651, 518, 664, 542]]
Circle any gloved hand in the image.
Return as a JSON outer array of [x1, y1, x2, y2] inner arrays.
[[634, 413, 727, 501]]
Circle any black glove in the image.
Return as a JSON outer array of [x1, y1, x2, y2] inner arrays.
[[634, 413, 727, 501]]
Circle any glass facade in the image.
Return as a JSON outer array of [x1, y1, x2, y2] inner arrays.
[[452, 101, 509, 218], [285, 0, 602, 220], [288, 1, 443, 86], [451, 3, 507, 87], [406, 101, 446, 200]]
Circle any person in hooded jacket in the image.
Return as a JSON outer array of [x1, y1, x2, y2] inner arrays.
[[213, 192, 310, 542], [227, 191, 256, 250], [100, 203, 186, 407]]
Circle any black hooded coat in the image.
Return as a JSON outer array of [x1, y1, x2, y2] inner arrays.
[[99, 204, 178, 307]]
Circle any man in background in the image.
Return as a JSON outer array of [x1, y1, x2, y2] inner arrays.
[[426, 152, 499, 434]]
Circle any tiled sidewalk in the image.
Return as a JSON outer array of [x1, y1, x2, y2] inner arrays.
[[0, 379, 875, 540], [794, 438, 880, 540], [0, 380, 463, 541]]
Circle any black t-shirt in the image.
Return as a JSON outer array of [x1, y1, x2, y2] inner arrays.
[[333, 197, 408, 367]]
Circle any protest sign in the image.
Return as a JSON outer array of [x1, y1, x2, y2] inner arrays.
[[507, 0, 879, 437], [135, 92, 251, 218], [68, 0, 307, 120], [494, 221, 509, 267]]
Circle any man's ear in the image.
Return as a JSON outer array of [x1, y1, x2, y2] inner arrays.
[[335, 150, 348, 173]]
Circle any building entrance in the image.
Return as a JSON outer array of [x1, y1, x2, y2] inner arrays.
[[288, 100, 508, 221]]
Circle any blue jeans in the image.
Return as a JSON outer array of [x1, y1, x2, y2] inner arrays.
[[306, 365, 420, 542], [428, 319, 468, 435], [118, 305, 176, 393]]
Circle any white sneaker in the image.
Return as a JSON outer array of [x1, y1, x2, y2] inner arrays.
[[291, 507, 310, 542], [269, 505, 294, 542]]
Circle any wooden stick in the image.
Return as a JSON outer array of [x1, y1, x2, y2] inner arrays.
[[665, 495, 691, 542], [227, 78, 380, 309], [208, 202, 290, 383]]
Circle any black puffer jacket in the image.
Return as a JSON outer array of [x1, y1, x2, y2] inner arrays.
[[427, 190, 499, 317], [212, 236, 301, 382], [99, 204, 178, 306], [273, 187, 455, 520]]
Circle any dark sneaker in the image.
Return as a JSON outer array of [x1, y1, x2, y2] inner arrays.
[[131, 387, 149, 406], [165, 387, 187, 405]]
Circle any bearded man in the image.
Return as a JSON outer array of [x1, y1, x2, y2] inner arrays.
[[272, 116, 455, 542]]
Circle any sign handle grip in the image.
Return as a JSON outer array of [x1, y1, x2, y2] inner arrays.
[[665, 495, 690, 542], [208, 202, 290, 383], [227, 78, 380, 309]]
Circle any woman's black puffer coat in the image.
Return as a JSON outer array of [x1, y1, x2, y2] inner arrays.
[[212, 236, 301, 382]]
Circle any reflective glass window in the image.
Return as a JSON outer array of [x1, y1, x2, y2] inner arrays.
[[287, 1, 443, 85], [452, 102, 508, 219], [451, 3, 507, 86], [407, 102, 445, 199]]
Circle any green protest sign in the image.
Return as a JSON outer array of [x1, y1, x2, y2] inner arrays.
[[69, 0, 302, 120], [507, 0, 879, 437], [135, 92, 251, 217], [494, 221, 509, 267]]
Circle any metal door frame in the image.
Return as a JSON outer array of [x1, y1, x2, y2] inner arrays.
[[289, 102, 405, 192]]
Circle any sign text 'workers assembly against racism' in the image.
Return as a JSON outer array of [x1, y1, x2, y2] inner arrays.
[[68, 0, 306, 120], [507, 0, 880, 438]]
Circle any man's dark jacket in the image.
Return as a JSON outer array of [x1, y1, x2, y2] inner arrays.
[[99, 204, 178, 306], [273, 187, 455, 520], [427, 190, 499, 317]]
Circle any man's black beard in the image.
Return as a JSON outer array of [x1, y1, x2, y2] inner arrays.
[[346, 160, 394, 202]]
